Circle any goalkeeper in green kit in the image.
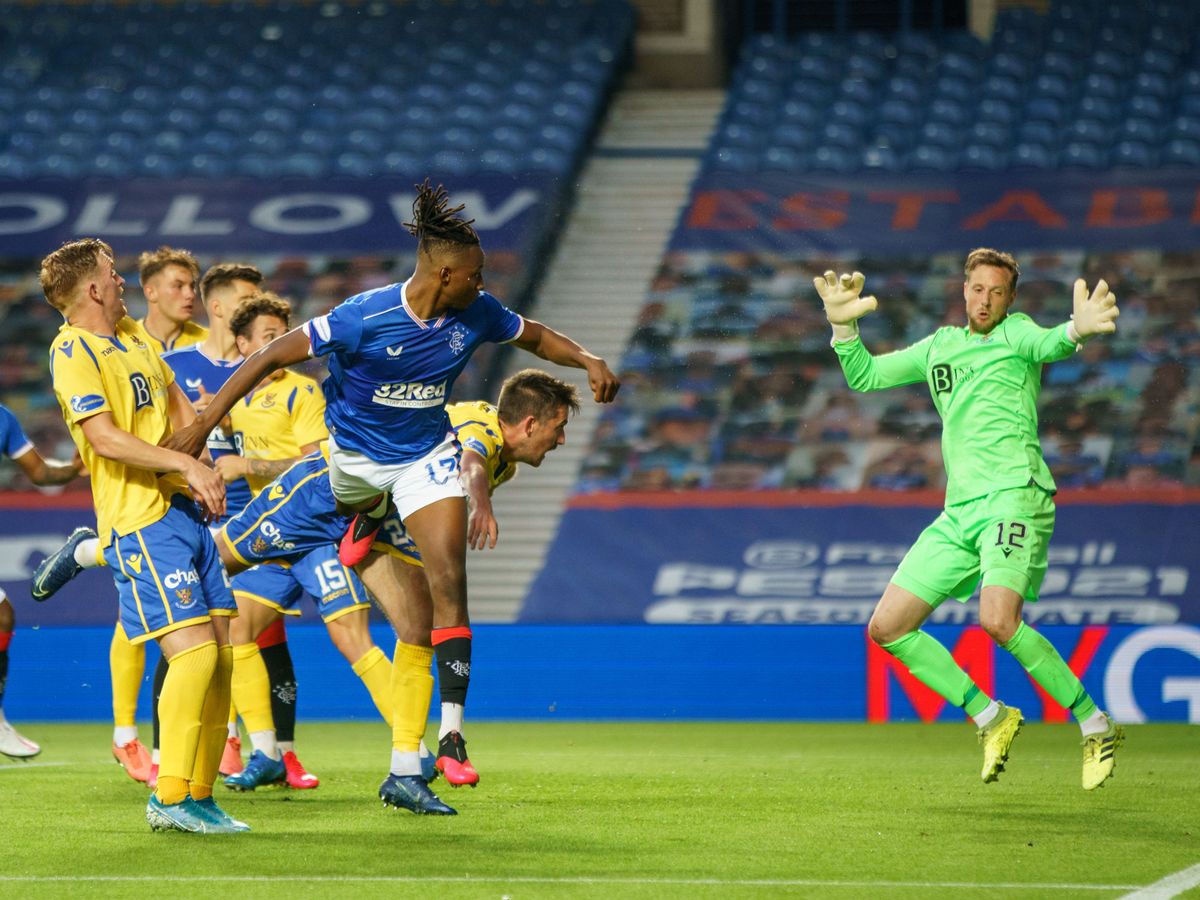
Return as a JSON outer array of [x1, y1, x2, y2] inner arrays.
[[815, 248, 1123, 790]]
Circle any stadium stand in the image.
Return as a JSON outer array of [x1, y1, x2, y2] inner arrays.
[[0, 0, 636, 489]]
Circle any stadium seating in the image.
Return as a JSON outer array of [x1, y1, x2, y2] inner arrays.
[[0, 0, 635, 179], [708, 0, 1200, 173]]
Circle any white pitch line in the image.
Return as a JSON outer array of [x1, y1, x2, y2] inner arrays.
[[0, 875, 1141, 891], [1117, 863, 1200, 899], [0, 761, 71, 772]]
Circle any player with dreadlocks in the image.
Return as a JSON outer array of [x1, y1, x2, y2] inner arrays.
[[167, 180, 619, 815]]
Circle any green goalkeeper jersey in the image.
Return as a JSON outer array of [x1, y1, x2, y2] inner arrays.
[[833, 312, 1078, 505]]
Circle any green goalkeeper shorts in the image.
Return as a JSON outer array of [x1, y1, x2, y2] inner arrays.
[[892, 483, 1055, 607]]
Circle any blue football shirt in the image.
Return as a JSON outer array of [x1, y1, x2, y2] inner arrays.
[[161, 344, 253, 517], [0, 403, 33, 459], [304, 281, 523, 464]]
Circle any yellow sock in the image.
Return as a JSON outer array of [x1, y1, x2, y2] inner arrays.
[[190, 644, 233, 800], [352, 645, 393, 726], [109, 622, 144, 730], [230, 642, 275, 734], [156, 640, 217, 805], [390, 642, 433, 753]]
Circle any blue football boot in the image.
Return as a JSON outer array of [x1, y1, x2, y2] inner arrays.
[[192, 796, 251, 832], [32, 526, 97, 600], [379, 774, 457, 815], [146, 795, 210, 833], [223, 749, 286, 791]]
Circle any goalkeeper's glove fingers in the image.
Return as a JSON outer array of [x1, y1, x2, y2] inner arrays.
[[812, 270, 878, 326], [1070, 277, 1119, 340]]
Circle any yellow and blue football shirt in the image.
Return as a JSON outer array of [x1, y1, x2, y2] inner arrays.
[[448, 400, 518, 493], [229, 369, 327, 496], [136, 317, 207, 355], [49, 315, 189, 546]]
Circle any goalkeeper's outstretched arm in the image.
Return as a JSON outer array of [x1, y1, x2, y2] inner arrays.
[[812, 270, 878, 342], [814, 270, 929, 392]]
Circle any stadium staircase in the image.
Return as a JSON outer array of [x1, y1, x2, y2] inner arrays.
[[465, 88, 723, 622]]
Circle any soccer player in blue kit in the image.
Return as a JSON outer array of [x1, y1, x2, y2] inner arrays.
[[168, 181, 619, 814]]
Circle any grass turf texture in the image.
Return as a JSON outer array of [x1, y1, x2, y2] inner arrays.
[[0, 722, 1195, 899]]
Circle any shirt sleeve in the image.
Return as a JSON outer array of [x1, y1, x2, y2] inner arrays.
[[833, 333, 934, 392], [287, 379, 329, 447], [477, 293, 524, 343], [0, 405, 32, 458], [1002, 313, 1078, 364], [50, 338, 112, 424], [304, 300, 364, 358]]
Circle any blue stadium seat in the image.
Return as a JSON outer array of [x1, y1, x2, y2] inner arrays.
[[810, 144, 858, 173], [1120, 118, 1160, 143], [1033, 73, 1073, 102], [878, 98, 921, 127], [933, 76, 973, 104], [885, 76, 923, 105], [478, 148, 522, 174], [1111, 141, 1158, 168], [1163, 138, 1200, 165], [1060, 142, 1107, 169], [821, 121, 862, 149], [771, 123, 814, 150], [960, 144, 1008, 170], [188, 153, 235, 177], [978, 98, 1016, 127], [1082, 73, 1123, 100], [761, 145, 806, 172], [909, 144, 956, 171], [919, 121, 957, 148], [1170, 115, 1200, 140], [927, 98, 969, 126], [871, 122, 914, 150], [830, 100, 869, 128], [1134, 71, 1172, 99], [1090, 49, 1129, 78], [1011, 142, 1056, 169], [718, 123, 763, 148], [982, 75, 1022, 103], [838, 78, 875, 105], [1024, 97, 1067, 125], [1068, 119, 1109, 144], [990, 53, 1028, 81], [1041, 51, 1080, 80], [1127, 94, 1167, 120], [709, 146, 759, 173], [90, 152, 135, 178], [381, 150, 425, 175], [731, 100, 775, 128], [969, 121, 1009, 147], [1076, 95, 1119, 122], [1180, 94, 1200, 117], [780, 98, 822, 126]]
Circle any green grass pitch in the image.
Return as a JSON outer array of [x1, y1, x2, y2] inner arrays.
[[1, 721, 1196, 899]]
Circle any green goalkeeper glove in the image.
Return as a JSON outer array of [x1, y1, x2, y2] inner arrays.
[[1067, 278, 1119, 343], [813, 270, 878, 342]]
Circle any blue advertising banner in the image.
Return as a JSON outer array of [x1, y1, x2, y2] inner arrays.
[[0, 175, 555, 256], [3, 623, 1198, 723], [669, 170, 1200, 254], [522, 493, 1200, 626]]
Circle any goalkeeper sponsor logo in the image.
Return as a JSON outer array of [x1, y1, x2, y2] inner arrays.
[[371, 380, 447, 409]]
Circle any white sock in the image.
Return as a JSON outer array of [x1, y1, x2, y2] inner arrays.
[[113, 726, 138, 747], [151, 748, 160, 764], [439, 703, 464, 741], [389, 749, 421, 776], [74, 538, 101, 568], [278, 740, 295, 754], [418, 740, 432, 760], [972, 700, 1001, 729], [227, 721, 239, 739], [249, 729, 279, 760], [1080, 710, 1110, 737]]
